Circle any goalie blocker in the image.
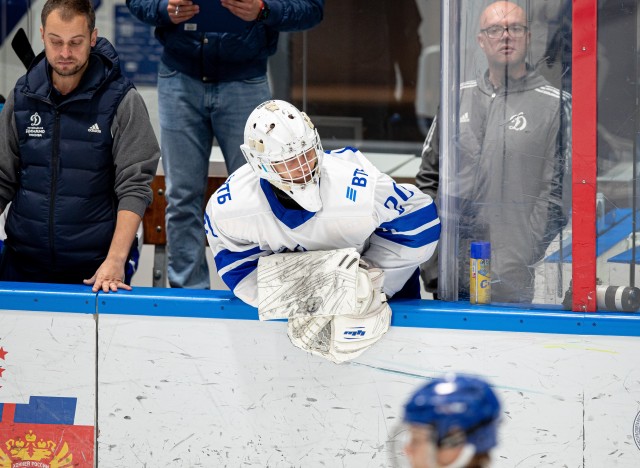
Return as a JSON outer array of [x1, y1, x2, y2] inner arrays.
[[257, 248, 392, 363]]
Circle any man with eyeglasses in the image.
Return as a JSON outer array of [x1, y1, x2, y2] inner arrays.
[[477, 2, 530, 84], [416, 0, 571, 303]]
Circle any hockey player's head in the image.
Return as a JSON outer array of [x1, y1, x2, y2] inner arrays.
[[403, 374, 501, 468], [241, 100, 324, 212]]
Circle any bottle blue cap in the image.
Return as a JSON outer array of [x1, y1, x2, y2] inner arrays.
[[470, 241, 491, 258]]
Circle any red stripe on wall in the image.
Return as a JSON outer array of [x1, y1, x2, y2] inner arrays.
[[571, 0, 598, 311], [1, 403, 15, 423]]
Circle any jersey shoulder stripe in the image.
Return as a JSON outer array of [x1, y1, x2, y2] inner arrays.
[[330, 146, 359, 155], [379, 203, 439, 233], [214, 245, 265, 271], [220, 259, 259, 292], [374, 222, 441, 248]]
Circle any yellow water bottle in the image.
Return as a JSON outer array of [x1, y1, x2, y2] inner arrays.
[[470, 241, 491, 304]]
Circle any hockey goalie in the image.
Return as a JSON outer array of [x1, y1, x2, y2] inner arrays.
[[205, 99, 440, 363]]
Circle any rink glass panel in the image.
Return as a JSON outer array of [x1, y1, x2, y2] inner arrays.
[[595, 1, 640, 311], [439, 0, 573, 306]]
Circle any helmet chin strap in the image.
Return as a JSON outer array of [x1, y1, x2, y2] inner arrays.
[[436, 444, 476, 468]]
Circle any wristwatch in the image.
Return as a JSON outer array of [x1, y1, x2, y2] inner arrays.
[[257, 0, 270, 21]]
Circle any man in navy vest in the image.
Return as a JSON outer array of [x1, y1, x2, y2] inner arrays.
[[0, 0, 160, 292]]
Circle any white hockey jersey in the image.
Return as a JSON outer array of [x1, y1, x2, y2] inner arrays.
[[204, 147, 440, 306]]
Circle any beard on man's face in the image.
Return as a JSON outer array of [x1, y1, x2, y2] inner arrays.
[[51, 59, 87, 77]]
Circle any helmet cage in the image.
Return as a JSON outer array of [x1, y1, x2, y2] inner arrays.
[[241, 100, 324, 211], [243, 133, 324, 192]]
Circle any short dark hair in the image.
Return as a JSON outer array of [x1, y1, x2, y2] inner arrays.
[[41, 0, 96, 32]]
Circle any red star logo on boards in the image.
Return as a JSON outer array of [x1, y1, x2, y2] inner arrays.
[[0, 367, 4, 377], [0, 347, 7, 360]]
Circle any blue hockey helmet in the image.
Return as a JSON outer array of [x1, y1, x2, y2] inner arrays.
[[403, 374, 501, 454]]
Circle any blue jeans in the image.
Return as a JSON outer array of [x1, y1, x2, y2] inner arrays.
[[157, 62, 271, 288]]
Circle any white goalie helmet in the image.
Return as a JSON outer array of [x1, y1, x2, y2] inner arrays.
[[241, 100, 324, 212]]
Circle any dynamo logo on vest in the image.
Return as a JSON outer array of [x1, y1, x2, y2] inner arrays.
[[26, 112, 45, 138]]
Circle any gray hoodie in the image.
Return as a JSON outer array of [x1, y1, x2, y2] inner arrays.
[[417, 67, 571, 302]]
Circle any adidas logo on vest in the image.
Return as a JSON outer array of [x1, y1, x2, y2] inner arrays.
[[88, 123, 101, 133]]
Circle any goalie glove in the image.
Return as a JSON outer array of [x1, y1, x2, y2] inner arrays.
[[287, 265, 392, 364], [354, 261, 387, 317], [288, 307, 392, 364]]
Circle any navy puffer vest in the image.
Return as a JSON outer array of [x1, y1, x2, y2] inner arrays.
[[8, 38, 133, 273]]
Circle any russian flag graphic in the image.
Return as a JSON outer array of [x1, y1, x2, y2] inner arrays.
[[0, 396, 94, 467]]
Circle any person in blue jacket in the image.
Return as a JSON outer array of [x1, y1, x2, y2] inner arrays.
[[126, 0, 324, 289], [0, 0, 160, 292]]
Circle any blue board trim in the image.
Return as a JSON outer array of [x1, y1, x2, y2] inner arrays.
[[0, 282, 96, 313], [96, 287, 259, 320], [387, 299, 640, 336], [1, 284, 639, 336]]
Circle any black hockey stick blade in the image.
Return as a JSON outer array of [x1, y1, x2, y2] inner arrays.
[[11, 28, 36, 70]]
